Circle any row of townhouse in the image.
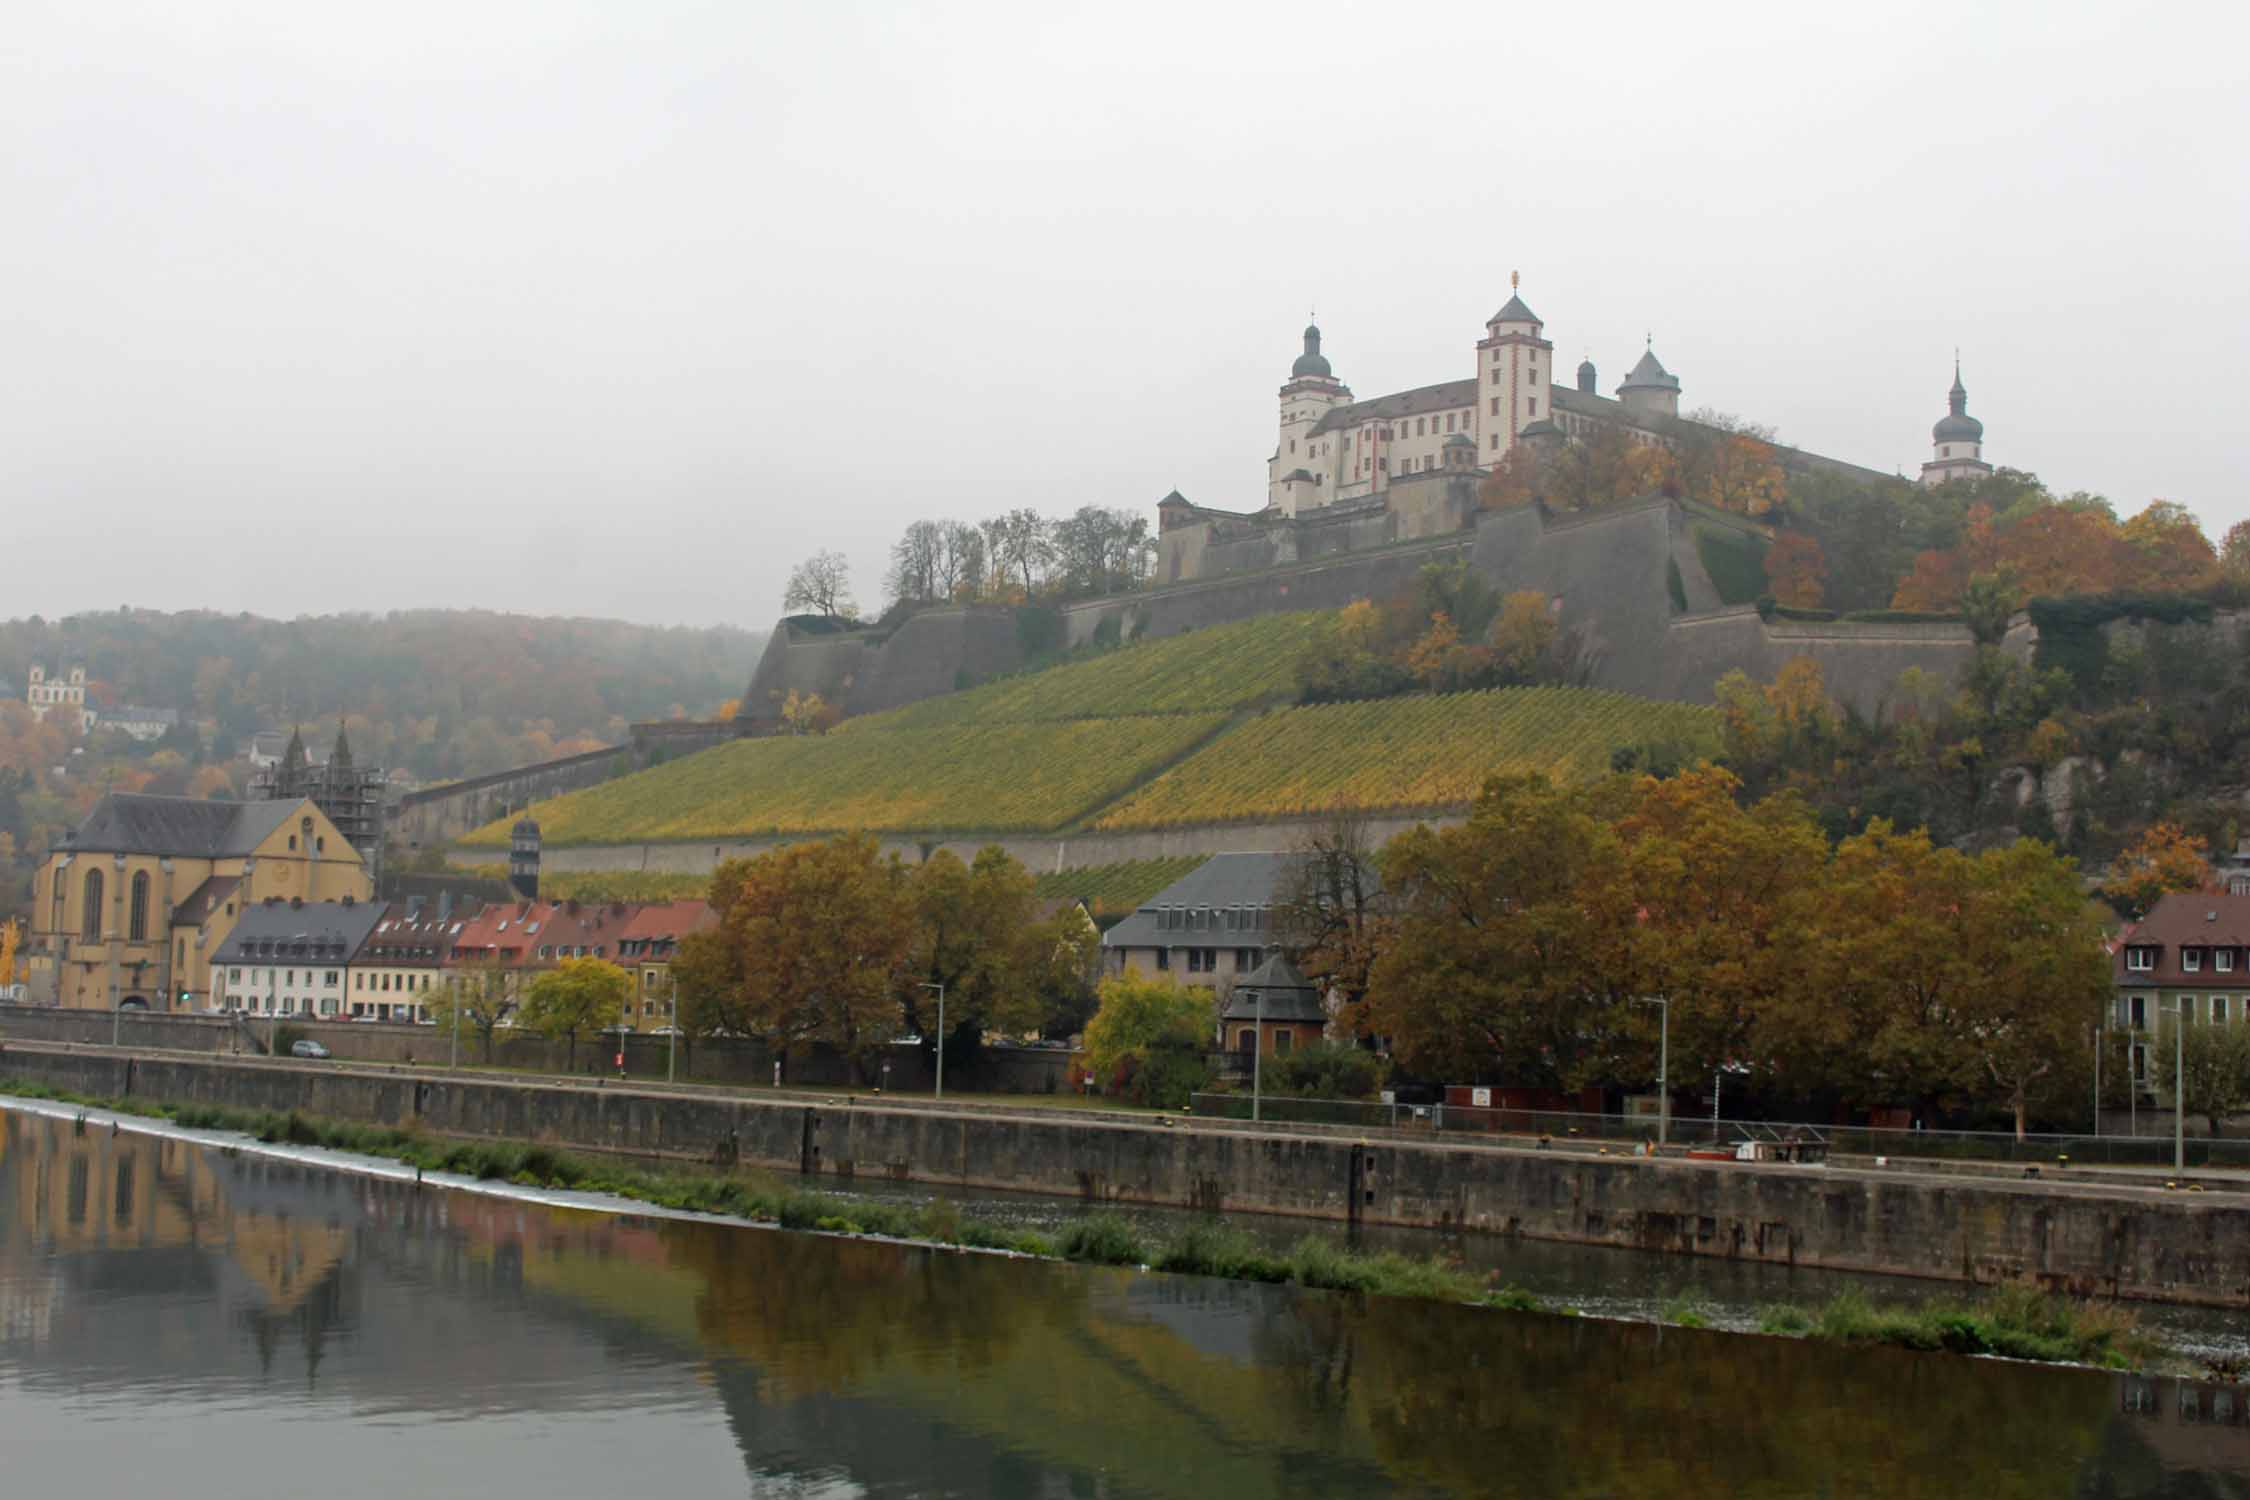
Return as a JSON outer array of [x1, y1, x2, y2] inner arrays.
[[208, 895, 713, 1028]]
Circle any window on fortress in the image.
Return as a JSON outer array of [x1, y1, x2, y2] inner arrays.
[[1443, 414, 1453, 432], [1491, 435, 1500, 450], [1378, 459, 1388, 472], [1416, 419, 1426, 436], [1531, 368, 1539, 385]]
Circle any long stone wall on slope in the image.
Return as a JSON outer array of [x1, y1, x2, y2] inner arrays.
[[9, 1044, 2248, 1306], [736, 500, 1985, 730], [529, 812, 1445, 879]]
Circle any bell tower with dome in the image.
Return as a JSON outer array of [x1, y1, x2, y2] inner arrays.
[[1920, 359, 1992, 487], [1268, 322, 1352, 513]]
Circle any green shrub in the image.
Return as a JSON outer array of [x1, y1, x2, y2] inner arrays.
[[1266, 1041, 1384, 1100], [1059, 1213, 1148, 1266]]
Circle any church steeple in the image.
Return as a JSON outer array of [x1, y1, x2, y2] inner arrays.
[[280, 725, 308, 777], [1921, 355, 1992, 488], [329, 722, 354, 772]]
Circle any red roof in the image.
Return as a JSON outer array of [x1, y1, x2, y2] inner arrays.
[[446, 899, 639, 969], [618, 900, 716, 947], [2112, 891, 2250, 987]]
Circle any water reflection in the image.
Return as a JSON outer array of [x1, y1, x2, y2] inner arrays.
[[0, 1106, 2244, 1498]]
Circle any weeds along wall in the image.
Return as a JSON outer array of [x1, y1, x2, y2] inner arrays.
[[8, 1043, 2250, 1307]]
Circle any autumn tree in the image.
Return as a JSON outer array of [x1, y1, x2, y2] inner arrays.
[[1612, 766, 1828, 1088], [1080, 971, 1214, 1107], [1489, 591, 1559, 680], [705, 834, 917, 1080], [519, 957, 630, 1071], [907, 846, 1095, 1059], [1761, 531, 1828, 608], [779, 689, 838, 736], [1276, 815, 1391, 1014], [783, 550, 856, 619], [2154, 1020, 2250, 1137], [1476, 443, 1542, 510], [426, 955, 517, 1064], [2105, 821, 2209, 919], [1948, 839, 2111, 1140], [2221, 518, 2250, 580], [1363, 774, 1639, 1085], [2119, 500, 2217, 591]]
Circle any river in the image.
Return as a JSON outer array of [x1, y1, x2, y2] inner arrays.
[[1, 1101, 2245, 1497]]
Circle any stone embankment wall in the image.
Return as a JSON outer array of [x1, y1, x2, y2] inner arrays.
[[0, 1006, 1070, 1095], [8, 1045, 2247, 1308]]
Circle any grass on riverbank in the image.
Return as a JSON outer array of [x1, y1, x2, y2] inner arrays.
[[1755, 1285, 2153, 1368], [0, 1077, 2160, 1371]]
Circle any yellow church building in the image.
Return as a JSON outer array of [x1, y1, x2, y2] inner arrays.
[[28, 793, 372, 1013]]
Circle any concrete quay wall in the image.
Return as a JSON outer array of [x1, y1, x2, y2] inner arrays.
[[6, 1045, 2247, 1308]]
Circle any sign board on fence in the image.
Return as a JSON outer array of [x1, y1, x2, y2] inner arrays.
[[1380, 1090, 1396, 1106], [1471, 1087, 1492, 1108]]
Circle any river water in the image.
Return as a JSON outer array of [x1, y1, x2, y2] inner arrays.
[[2, 1102, 2245, 1498]]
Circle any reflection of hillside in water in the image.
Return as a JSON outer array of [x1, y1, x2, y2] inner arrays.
[[1, 1109, 2244, 1498]]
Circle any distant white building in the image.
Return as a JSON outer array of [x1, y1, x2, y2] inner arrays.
[[105, 707, 179, 743], [25, 666, 93, 730]]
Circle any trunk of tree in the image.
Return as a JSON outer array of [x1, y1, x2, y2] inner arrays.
[[2013, 1086, 2029, 1144], [565, 1033, 576, 1072], [482, 1026, 496, 1065]]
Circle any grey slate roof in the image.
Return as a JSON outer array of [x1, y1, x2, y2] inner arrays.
[[1618, 347, 1679, 392], [1310, 377, 1478, 436], [1102, 852, 1294, 952], [1490, 294, 1541, 325], [169, 873, 241, 929], [64, 794, 301, 858], [1218, 951, 1328, 1023], [211, 896, 387, 967]]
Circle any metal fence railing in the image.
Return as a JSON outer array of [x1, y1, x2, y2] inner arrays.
[[1185, 1093, 2250, 1171]]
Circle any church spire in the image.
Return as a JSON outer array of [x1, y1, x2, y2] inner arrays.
[[330, 721, 354, 771]]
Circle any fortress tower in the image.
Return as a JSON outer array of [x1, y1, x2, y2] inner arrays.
[[1920, 360, 1992, 487], [1473, 276, 1553, 462], [1268, 323, 1352, 514]]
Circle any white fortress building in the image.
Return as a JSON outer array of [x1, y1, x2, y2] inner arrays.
[[1261, 280, 1988, 515]]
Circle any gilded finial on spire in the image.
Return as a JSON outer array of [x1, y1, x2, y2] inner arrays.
[[1511, 270, 1519, 291]]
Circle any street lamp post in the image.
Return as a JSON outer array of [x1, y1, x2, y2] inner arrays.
[[2160, 999, 2187, 1172], [1637, 996, 1670, 1147], [919, 982, 946, 1099], [667, 988, 678, 1085], [1251, 980, 1265, 1124]]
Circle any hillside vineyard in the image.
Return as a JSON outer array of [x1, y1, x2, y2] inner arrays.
[[462, 613, 1719, 848]]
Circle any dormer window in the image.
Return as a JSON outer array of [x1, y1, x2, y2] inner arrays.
[[2219, 951, 2236, 974], [2184, 949, 2203, 973], [2126, 947, 2155, 973]]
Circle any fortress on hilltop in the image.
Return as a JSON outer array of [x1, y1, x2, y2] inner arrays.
[[736, 280, 2007, 730], [1154, 278, 1990, 586]]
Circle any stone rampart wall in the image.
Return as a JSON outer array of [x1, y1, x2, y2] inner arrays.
[[7, 1044, 2247, 1306]]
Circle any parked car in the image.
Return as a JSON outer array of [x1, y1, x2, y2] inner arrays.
[[290, 1039, 331, 1060]]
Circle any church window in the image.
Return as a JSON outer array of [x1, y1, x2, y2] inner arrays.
[[82, 868, 104, 941], [128, 872, 149, 941]]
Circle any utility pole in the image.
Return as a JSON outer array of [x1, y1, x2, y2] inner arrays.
[[919, 982, 946, 1098], [1252, 982, 1265, 1124], [1637, 995, 1670, 1147]]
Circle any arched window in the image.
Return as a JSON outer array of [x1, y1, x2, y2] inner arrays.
[[82, 868, 104, 941], [128, 872, 150, 942]]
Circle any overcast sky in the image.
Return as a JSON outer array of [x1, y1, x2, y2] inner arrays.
[[5, 1, 2242, 628]]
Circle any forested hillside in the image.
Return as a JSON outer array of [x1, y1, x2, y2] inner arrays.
[[0, 608, 761, 918], [0, 609, 762, 781]]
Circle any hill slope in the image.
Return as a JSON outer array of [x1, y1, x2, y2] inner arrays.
[[460, 612, 1720, 850]]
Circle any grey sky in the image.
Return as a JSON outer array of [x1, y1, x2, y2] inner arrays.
[[6, 1, 2242, 628]]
